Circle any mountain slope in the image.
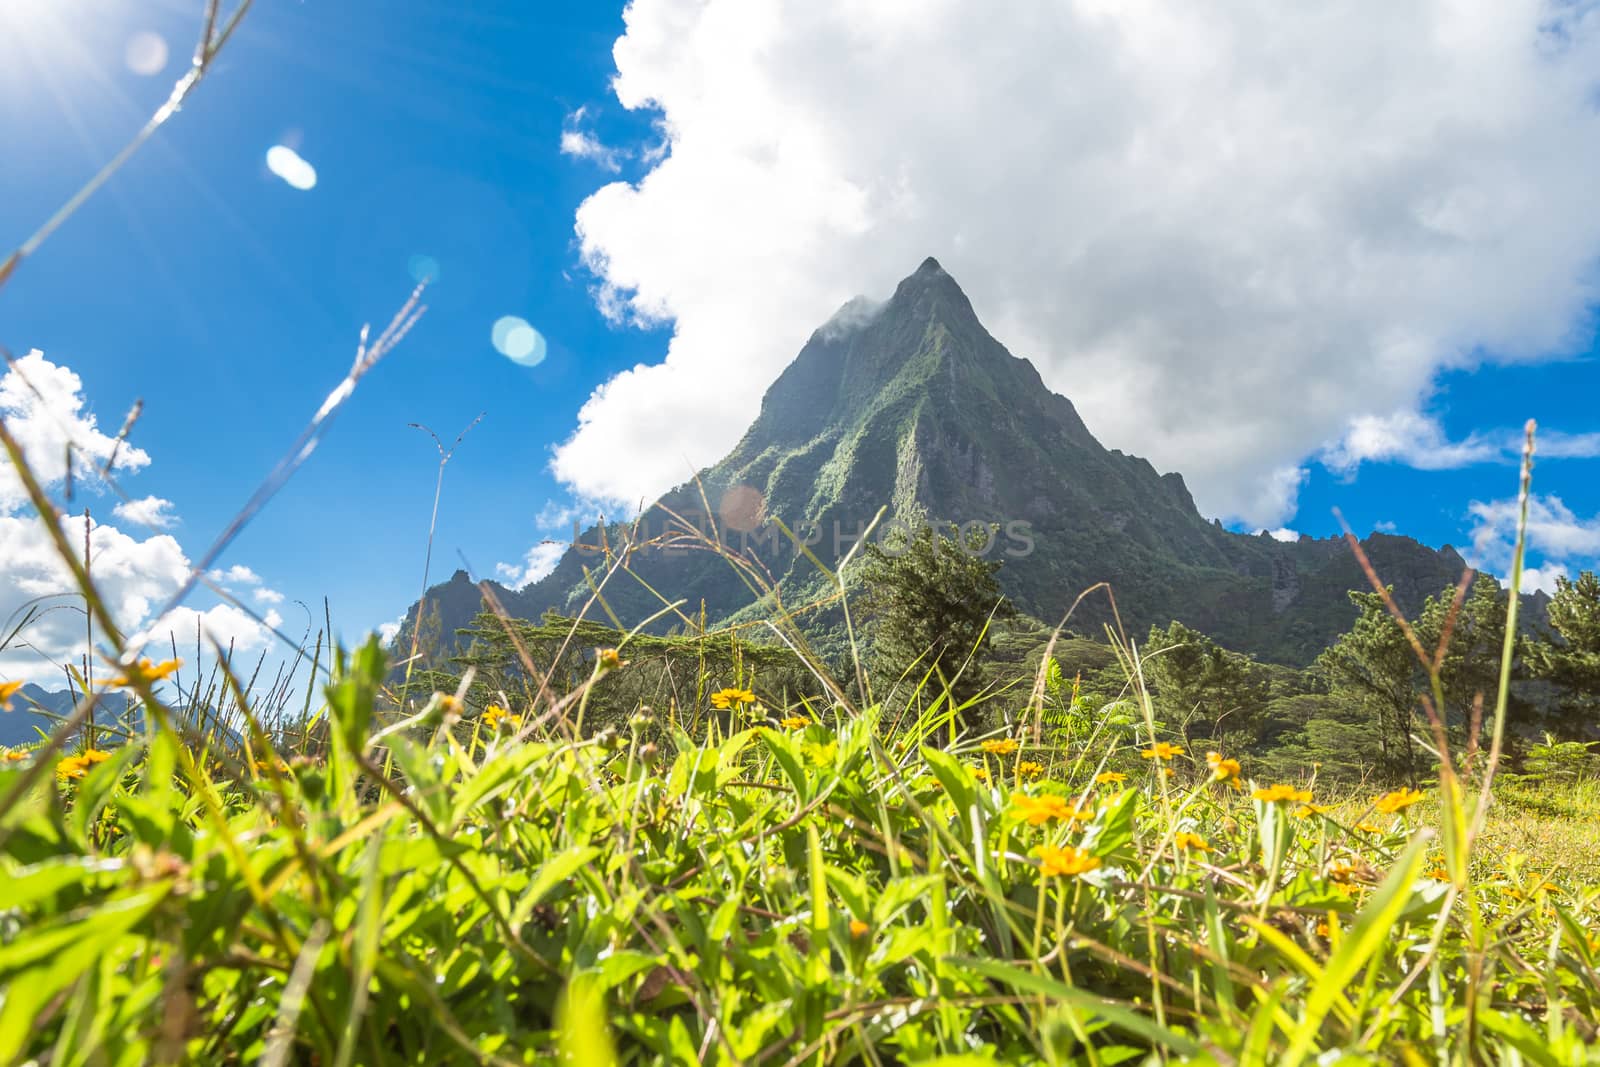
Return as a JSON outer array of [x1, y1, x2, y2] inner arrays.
[[400, 258, 1468, 665]]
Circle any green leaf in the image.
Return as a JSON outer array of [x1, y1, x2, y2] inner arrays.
[[1278, 833, 1429, 1067], [920, 745, 977, 816], [952, 956, 1204, 1056], [558, 973, 622, 1067]]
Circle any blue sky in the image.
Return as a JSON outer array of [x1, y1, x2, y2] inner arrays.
[[3, 0, 1600, 682]]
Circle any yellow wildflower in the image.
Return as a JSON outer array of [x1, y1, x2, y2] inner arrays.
[[56, 749, 112, 781], [971, 766, 989, 782], [1355, 821, 1383, 834], [1253, 783, 1312, 804], [1206, 751, 1241, 781], [0, 679, 24, 708], [3, 749, 28, 762], [980, 738, 1019, 755], [1034, 843, 1100, 878], [1095, 771, 1127, 785], [109, 658, 182, 688], [1375, 787, 1424, 814], [1174, 831, 1211, 852], [779, 715, 810, 730], [1293, 803, 1333, 820], [1425, 866, 1451, 881], [1327, 860, 1360, 884], [482, 705, 523, 732], [597, 648, 627, 671], [252, 758, 290, 774], [1016, 760, 1045, 780], [710, 687, 756, 710], [1141, 742, 1183, 761], [848, 919, 870, 938], [1010, 793, 1075, 826]]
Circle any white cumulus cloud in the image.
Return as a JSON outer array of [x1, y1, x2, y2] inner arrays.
[[1, 350, 148, 513], [0, 353, 282, 685], [113, 495, 178, 529], [554, 0, 1600, 527], [495, 541, 567, 591], [1466, 493, 1600, 592]]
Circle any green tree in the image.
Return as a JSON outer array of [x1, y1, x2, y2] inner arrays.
[[1320, 576, 1519, 784], [857, 522, 1011, 717], [1317, 589, 1426, 784], [1526, 570, 1600, 734], [1141, 621, 1266, 751]]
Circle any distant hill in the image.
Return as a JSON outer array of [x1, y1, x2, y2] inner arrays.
[[1, 684, 78, 748], [397, 257, 1470, 666]]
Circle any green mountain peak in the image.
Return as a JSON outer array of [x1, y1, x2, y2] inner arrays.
[[399, 258, 1469, 665]]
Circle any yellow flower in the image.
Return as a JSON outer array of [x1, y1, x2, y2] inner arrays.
[[56, 749, 112, 781], [1327, 860, 1359, 884], [710, 687, 756, 710], [1375, 787, 1424, 814], [980, 738, 1019, 755], [109, 658, 182, 688], [482, 705, 523, 732], [1034, 843, 1100, 878], [1016, 760, 1045, 780], [1141, 742, 1183, 761], [848, 919, 870, 938], [971, 766, 990, 782], [252, 758, 290, 774], [1095, 771, 1127, 785], [1206, 751, 1241, 783], [436, 693, 464, 717], [2, 749, 28, 762], [0, 679, 24, 708], [1425, 866, 1451, 881], [1315, 919, 1334, 939], [1355, 821, 1383, 834], [1010, 793, 1075, 826], [779, 715, 809, 730], [597, 648, 627, 671], [1174, 831, 1212, 852], [1161, 767, 1174, 778], [1253, 783, 1312, 804], [1293, 803, 1333, 820]]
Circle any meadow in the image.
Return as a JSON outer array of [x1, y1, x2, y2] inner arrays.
[[4, 430, 1600, 1063], [4, 5, 1599, 1061]]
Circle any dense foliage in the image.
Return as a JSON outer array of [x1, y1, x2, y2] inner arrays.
[[4, 613, 1600, 1063]]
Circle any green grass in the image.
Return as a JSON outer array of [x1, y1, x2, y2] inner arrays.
[[2, 633, 1598, 1064]]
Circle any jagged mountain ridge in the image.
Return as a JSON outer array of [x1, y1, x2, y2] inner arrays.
[[401, 257, 1469, 665]]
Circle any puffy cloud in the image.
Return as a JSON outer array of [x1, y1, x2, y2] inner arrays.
[[137, 604, 284, 659], [560, 107, 626, 172], [208, 564, 261, 586], [1466, 493, 1600, 592], [495, 541, 567, 591], [1, 350, 147, 513], [113, 495, 178, 529], [0, 353, 281, 685], [1514, 564, 1568, 596], [555, 0, 1600, 526], [0, 511, 186, 681], [1322, 412, 1502, 475], [252, 587, 285, 606]]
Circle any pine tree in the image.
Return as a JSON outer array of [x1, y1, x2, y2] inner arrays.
[[857, 523, 1011, 717], [1526, 570, 1600, 735]]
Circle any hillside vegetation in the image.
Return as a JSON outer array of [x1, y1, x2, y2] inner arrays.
[[6, 427, 1600, 1064]]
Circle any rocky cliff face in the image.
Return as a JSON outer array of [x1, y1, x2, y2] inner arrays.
[[397, 258, 1471, 665]]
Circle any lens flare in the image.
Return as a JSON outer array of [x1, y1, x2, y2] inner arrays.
[[265, 145, 317, 191], [492, 316, 546, 366]]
